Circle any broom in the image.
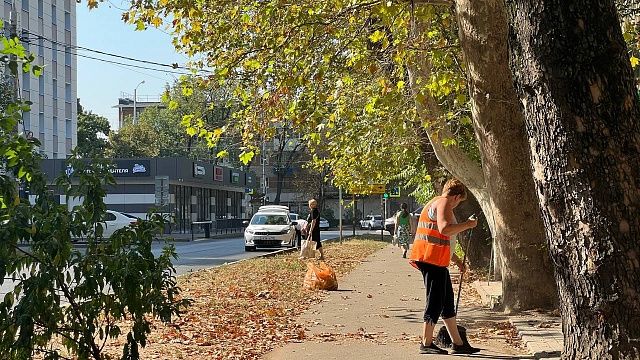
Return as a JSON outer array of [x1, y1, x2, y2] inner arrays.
[[434, 217, 475, 348]]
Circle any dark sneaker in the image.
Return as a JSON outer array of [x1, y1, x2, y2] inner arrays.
[[420, 342, 448, 355], [451, 343, 481, 354]]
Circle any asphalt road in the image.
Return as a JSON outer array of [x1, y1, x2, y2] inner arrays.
[[1, 229, 379, 298], [164, 229, 379, 275]]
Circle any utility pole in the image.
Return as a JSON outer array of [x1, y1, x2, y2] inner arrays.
[[352, 194, 356, 236], [338, 187, 342, 243], [133, 80, 145, 124], [261, 139, 267, 205]]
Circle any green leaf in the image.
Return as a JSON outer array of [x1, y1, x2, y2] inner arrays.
[[239, 150, 255, 165], [216, 150, 229, 158], [368, 30, 385, 43]]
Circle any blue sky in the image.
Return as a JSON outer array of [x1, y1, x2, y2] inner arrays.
[[77, 3, 188, 129]]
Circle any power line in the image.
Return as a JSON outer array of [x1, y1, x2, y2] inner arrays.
[[22, 35, 195, 77], [23, 30, 212, 74]]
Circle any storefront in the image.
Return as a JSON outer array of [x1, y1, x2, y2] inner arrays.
[[41, 158, 256, 233]]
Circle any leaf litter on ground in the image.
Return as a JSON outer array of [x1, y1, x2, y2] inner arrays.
[[101, 238, 387, 359]]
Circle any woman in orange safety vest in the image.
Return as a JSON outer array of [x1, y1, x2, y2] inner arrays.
[[409, 178, 480, 355]]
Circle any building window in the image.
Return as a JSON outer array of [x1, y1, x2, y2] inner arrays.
[[65, 119, 72, 138], [52, 60, 57, 79], [21, 10, 28, 29], [65, 65, 71, 80], [64, 12, 71, 30], [52, 79, 57, 98], [39, 75, 44, 95], [51, 5, 56, 24], [22, 112, 30, 130], [22, 0, 28, 11], [65, 0, 72, 12], [39, 95, 44, 112], [20, 29, 28, 50], [38, 38, 44, 57], [22, 72, 29, 90], [38, 0, 43, 18], [52, 24, 57, 41], [39, 113, 44, 132], [65, 101, 71, 119], [65, 83, 71, 100], [51, 43, 57, 61], [64, 47, 71, 65], [53, 116, 58, 134], [65, 30, 71, 45]]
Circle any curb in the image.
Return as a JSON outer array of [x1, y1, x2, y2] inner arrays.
[[508, 316, 563, 359], [209, 235, 363, 269]]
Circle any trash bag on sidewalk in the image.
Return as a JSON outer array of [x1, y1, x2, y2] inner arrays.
[[303, 261, 338, 291]]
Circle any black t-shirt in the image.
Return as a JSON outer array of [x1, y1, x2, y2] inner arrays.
[[307, 208, 321, 241]]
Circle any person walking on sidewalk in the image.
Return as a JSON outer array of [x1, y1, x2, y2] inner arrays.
[[306, 199, 325, 260], [393, 203, 416, 258], [409, 178, 480, 355]]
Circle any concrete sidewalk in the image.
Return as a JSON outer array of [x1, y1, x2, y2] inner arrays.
[[266, 244, 547, 359]]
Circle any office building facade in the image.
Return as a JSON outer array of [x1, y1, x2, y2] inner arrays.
[[41, 158, 256, 234], [2, 0, 77, 159]]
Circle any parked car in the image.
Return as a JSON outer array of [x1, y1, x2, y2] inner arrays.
[[360, 215, 383, 230], [384, 216, 395, 234], [319, 217, 330, 230], [102, 210, 139, 238], [243, 208, 297, 251]]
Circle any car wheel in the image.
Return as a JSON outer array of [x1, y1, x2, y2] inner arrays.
[[245, 246, 256, 252]]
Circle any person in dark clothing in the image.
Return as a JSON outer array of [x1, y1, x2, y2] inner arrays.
[[306, 199, 324, 260]]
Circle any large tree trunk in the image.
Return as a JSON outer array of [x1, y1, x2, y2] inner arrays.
[[506, 0, 640, 357], [408, 48, 557, 311], [454, 0, 558, 311]]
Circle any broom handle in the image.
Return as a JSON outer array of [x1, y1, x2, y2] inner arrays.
[[455, 226, 473, 314]]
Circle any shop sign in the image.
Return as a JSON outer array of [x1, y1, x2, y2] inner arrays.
[[231, 171, 240, 184], [193, 163, 206, 178], [214, 166, 224, 181]]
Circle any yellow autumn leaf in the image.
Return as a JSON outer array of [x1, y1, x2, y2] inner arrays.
[[630, 56, 639, 68]]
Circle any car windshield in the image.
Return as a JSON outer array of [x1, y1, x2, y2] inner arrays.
[[121, 213, 138, 219], [289, 213, 299, 220], [321, 218, 328, 222], [250, 214, 289, 225], [373, 216, 382, 220]]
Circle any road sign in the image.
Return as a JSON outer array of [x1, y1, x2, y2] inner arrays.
[[349, 183, 386, 195], [390, 186, 401, 198], [154, 176, 170, 207], [383, 193, 389, 199]]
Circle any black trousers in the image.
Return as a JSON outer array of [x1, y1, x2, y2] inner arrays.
[[415, 261, 456, 325]]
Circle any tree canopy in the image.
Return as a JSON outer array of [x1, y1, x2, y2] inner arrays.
[[76, 101, 111, 158], [118, 1, 475, 193]]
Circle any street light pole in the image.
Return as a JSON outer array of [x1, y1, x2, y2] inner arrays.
[[133, 80, 145, 124]]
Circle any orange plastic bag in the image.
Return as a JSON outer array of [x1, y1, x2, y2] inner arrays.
[[303, 261, 338, 291]]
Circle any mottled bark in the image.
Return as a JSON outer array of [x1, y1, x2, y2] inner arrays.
[[454, 0, 558, 311], [506, 0, 640, 357]]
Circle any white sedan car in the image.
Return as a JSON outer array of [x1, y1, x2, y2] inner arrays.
[[103, 210, 139, 238], [244, 211, 297, 251], [319, 217, 330, 230]]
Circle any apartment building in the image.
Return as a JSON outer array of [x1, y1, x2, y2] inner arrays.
[[2, 0, 77, 158]]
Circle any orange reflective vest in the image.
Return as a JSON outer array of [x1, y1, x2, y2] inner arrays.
[[409, 205, 451, 268]]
